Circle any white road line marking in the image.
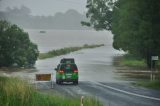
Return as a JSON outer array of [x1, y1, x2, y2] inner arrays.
[[92, 82, 160, 101]]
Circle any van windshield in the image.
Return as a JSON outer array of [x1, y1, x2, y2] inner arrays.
[[60, 59, 75, 64]]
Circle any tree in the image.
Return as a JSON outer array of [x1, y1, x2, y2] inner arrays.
[[82, 0, 160, 68], [0, 6, 90, 30], [0, 20, 39, 67], [81, 0, 113, 30]]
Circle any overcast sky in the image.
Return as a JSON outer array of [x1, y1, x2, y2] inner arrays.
[[0, 0, 87, 16]]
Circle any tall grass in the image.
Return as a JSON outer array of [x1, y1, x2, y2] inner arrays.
[[119, 54, 146, 69], [39, 44, 104, 59], [119, 54, 160, 70], [0, 76, 103, 106]]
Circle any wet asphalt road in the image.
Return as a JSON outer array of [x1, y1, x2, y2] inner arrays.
[[37, 81, 160, 106], [34, 46, 160, 106]]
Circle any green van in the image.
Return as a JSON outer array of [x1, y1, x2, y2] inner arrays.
[[55, 59, 78, 85]]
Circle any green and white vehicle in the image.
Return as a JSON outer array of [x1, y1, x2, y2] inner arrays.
[[55, 58, 79, 85]]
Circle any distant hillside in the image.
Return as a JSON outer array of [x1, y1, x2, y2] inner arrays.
[[0, 6, 90, 30]]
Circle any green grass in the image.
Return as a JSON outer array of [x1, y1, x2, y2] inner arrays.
[[118, 54, 146, 69], [133, 80, 160, 89], [118, 54, 160, 69], [122, 59, 145, 67], [115, 54, 160, 89], [0, 76, 103, 106], [39, 44, 104, 59]]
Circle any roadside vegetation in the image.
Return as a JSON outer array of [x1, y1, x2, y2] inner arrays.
[[115, 54, 160, 70], [0, 20, 39, 67], [117, 54, 147, 69], [114, 54, 160, 89], [133, 80, 160, 89], [0, 76, 103, 106], [82, 0, 160, 69], [120, 54, 160, 70], [39, 44, 104, 59]]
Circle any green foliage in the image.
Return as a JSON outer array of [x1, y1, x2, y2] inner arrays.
[[39, 44, 104, 59], [0, 20, 39, 67], [83, 0, 160, 68], [82, 0, 113, 30], [0, 76, 103, 106], [120, 54, 146, 68], [112, 0, 160, 68]]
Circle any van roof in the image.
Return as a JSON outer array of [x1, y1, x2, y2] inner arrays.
[[60, 58, 75, 64]]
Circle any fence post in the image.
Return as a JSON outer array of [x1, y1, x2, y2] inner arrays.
[[51, 73, 54, 88], [81, 96, 84, 106], [35, 75, 38, 89]]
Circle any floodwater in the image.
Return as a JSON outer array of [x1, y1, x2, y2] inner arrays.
[[24, 29, 124, 82], [25, 29, 113, 53], [2, 30, 159, 106], [36, 46, 124, 82]]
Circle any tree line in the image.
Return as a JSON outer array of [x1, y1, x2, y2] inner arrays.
[[82, 0, 160, 68], [0, 6, 90, 30]]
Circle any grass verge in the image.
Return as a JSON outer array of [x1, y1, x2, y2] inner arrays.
[[114, 54, 160, 89], [116, 54, 147, 69], [39, 44, 104, 59], [132, 80, 160, 89], [0, 76, 103, 106], [116, 54, 160, 69]]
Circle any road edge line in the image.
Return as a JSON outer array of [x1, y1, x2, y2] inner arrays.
[[92, 82, 160, 101]]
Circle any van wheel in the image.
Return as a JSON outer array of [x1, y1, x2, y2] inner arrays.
[[56, 80, 58, 84], [59, 81, 62, 85], [73, 81, 78, 85], [56, 80, 60, 85]]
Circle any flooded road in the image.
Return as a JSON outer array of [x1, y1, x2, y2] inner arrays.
[[35, 45, 160, 106], [1, 30, 160, 106], [26, 29, 111, 53], [29, 29, 124, 82], [36, 45, 124, 82]]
